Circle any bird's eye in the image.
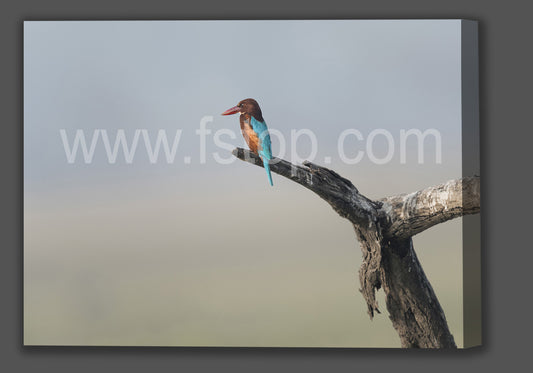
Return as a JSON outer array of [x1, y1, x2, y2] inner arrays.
[[239, 104, 243, 107]]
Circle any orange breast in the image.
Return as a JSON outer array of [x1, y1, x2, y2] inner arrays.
[[240, 118, 260, 154]]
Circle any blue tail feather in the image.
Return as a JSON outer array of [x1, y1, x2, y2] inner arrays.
[[262, 157, 273, 186]]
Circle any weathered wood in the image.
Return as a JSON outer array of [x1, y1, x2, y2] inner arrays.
[[379, 238, 457, 347], [380, 176, 480, 239], [232, 148, 381, 226], [232, 147, 480, 348]]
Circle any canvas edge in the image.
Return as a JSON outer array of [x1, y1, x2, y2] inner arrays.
[[461, 19, 482, 349]]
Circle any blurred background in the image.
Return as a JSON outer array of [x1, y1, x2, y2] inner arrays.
[[24, 20, 463, 347]]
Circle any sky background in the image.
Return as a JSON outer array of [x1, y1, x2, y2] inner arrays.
[[24, 20, 464, 347]]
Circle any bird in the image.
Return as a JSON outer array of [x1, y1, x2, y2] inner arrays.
[[221, 98, 273, 186]]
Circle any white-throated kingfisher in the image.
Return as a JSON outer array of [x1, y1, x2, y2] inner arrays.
[[221, 98, 273, 186]]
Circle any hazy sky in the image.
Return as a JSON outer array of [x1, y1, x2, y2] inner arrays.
[[24, 20, 464, 347]]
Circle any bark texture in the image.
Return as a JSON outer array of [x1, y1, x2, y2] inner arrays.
[[233, 148, 480, 348]]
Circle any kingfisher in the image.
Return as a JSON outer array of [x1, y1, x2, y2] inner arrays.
[[221, 98, 273, 186]]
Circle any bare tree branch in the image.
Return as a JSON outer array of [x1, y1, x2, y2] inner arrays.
[[232, 148, 381, 226], [380, 176, 480, 239], [232, 147, 479, 348]]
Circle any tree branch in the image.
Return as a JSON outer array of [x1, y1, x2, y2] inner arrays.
[[232, 147, 477, 348], [379, 176, 480, 240], [232, 148, 381, 227]]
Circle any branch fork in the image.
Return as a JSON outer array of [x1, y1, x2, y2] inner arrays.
[[232, 148, 480, 348]]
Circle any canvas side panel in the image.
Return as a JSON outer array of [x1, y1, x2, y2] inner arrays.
[[461, 19, 482, 349]]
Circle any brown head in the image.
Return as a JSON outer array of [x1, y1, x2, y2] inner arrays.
[[221, 98, 264, 122]]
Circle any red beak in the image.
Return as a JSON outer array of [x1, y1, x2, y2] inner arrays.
[[221, 105, 241, 116]]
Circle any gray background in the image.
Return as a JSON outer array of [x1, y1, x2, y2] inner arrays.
[[1, 0, 531, 371], [23, 20, 463, 348]]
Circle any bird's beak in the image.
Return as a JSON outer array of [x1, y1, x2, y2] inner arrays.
[[221, 105, 241, 116]]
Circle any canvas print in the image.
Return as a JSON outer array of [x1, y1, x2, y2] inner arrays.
[[24, 20, 481, 348]]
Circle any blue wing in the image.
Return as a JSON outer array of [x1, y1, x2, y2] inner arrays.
[[250, 116, 273, 186]]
